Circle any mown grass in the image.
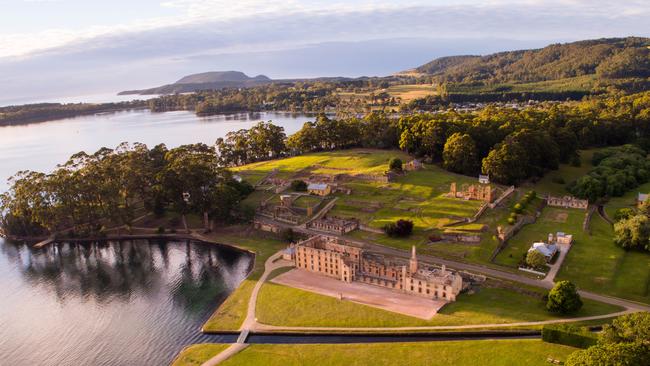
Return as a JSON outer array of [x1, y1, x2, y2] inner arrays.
[[556, 214, 650, 304], [604, 180, 650, 219], [495, 206, 586, 268], [202, 231, 287, 332], [171, 344, 229, 366], [255, 280, 622, 328], [232, 148, 411, 180], [529, 148, 602, 196], [218, 340, 578, 366]]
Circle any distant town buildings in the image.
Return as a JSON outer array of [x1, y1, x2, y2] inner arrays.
[[291, 236, 463, 301], [546, 195, 588, 210]]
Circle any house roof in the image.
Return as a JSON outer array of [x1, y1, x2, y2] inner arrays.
[[639, 193, 649, 202], [308, 183, 329, 191], [529, 242, 557, 258]]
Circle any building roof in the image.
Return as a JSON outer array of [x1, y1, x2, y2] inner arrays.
[[308, 183, 329, 191], [529, 242, 557, 258], [639, 192, 649, 202]]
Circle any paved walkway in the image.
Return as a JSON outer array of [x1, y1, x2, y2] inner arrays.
[[542, 243, 570, 285]]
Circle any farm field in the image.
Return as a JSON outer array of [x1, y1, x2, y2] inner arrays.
[[255, 280, 622, 328], [448, 75, 596, 94], [195, 340, 579, 366]]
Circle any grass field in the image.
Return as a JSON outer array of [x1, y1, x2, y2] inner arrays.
[[495, 206, 586, 268], [202, 231, 287, 332], [171, 344, 229, 366], [529, 148, 601, 196], [556, 214, 650, 304], [449, 75, 596, 94], [292, 195, 323, 209], [214, 340, 578, 366], [233, 149, 411, 180], [255, 280, 621, 328], [604, 181, 650, 219]]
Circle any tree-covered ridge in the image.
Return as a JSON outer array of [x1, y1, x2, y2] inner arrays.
[[216, 91, 650, 188], [0, 100, 147, 126], [416, 37, 650, 87], [0, 143, 253, 238]]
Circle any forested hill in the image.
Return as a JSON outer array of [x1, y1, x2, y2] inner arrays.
[[414, 37, 650, 88], [119, 71, 273, 95]]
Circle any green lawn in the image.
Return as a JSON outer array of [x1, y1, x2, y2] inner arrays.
[[171, 344, 229, 366], [202, 231, 287, 332], [255, 280, 622, 328], [233, 148, 411, 180], [495, 206, 586, 268], [604, 181, 650, 219], [216, 340, 577, 366], [557, 214, 650, 304], [291, 195, 323, 209]]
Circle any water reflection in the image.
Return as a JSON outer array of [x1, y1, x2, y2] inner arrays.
[[0, 238, 251, 366]]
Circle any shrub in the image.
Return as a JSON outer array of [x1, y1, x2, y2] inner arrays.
[[383, 219, 414, 237], [388, 158, 403, 172], [280, 228, 296, 242], [547, 280, 583, 314], [507, 217, 516, 225], [526, 250, 547, 269], [528, 190, 537, 200], [570, 154, 582, 167], [157, 226, 165, 234], [291, 180, 308, 191], [613, 208, 635, 222], [542, 324, 598, 349], [513, 203, 523, 214]]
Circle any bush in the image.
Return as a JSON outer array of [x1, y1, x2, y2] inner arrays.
[[547, 280, 583, 314], [513, 203, 523, 214], [388, 158, 403, 172], [613, 208, 635, 222], [526, 250, 547, 269], [542, 324, 598, 349], [507, 217, 516, 225], [157, 226, 165, 234], [570, 154, 582, 167], [383, 219, 414, 237], [280, 228, 297, 242], [291, 180, 308, 191], [527, 190, 537, 200]]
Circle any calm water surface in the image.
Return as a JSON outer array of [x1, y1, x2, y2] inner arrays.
[[0, 239, 252, 365], [0, 110, 315, 365], [0, 110, 316, 188]]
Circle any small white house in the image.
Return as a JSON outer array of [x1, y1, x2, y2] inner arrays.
[[638, 192, 649, 206], [529, 242, 558, 261], [478, 174, 490, 184]]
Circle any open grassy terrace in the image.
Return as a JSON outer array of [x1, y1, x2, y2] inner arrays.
[[178, 340, 578, 366], [529, 148, 601, 196], [233, 148, 411, 181], [255, 280, 622, 328]]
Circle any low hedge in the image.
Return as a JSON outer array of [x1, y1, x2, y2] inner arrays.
[[542, 324, 598, 349]]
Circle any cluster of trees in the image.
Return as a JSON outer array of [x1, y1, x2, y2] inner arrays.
[[565, 312, 650, 366], [0, 143, 252, 237], [568, 145, 650, 202], [383, 219, 414, 237], [0, 100, 147, 126], [195, 91, 649, 189], [613, 198, 650, 252]]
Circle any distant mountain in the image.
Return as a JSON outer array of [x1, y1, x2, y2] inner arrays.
[[119, 71, 273, 95], [413, 37, 650, 87]]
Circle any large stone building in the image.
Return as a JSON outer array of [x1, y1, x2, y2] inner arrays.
[[306, 216, 359, 234], [449, 182, 494, 203], [292, 236, 463, 301]]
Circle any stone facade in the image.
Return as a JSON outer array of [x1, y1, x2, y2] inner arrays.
[[546, 195, 588, 210], [308, 183, 332, 196], [307, 216, 359, 234], [449, 182, 494, 202], [293, 236, 463, 301]]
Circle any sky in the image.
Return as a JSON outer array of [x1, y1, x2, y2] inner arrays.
[[0, 0, 649, 105]]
